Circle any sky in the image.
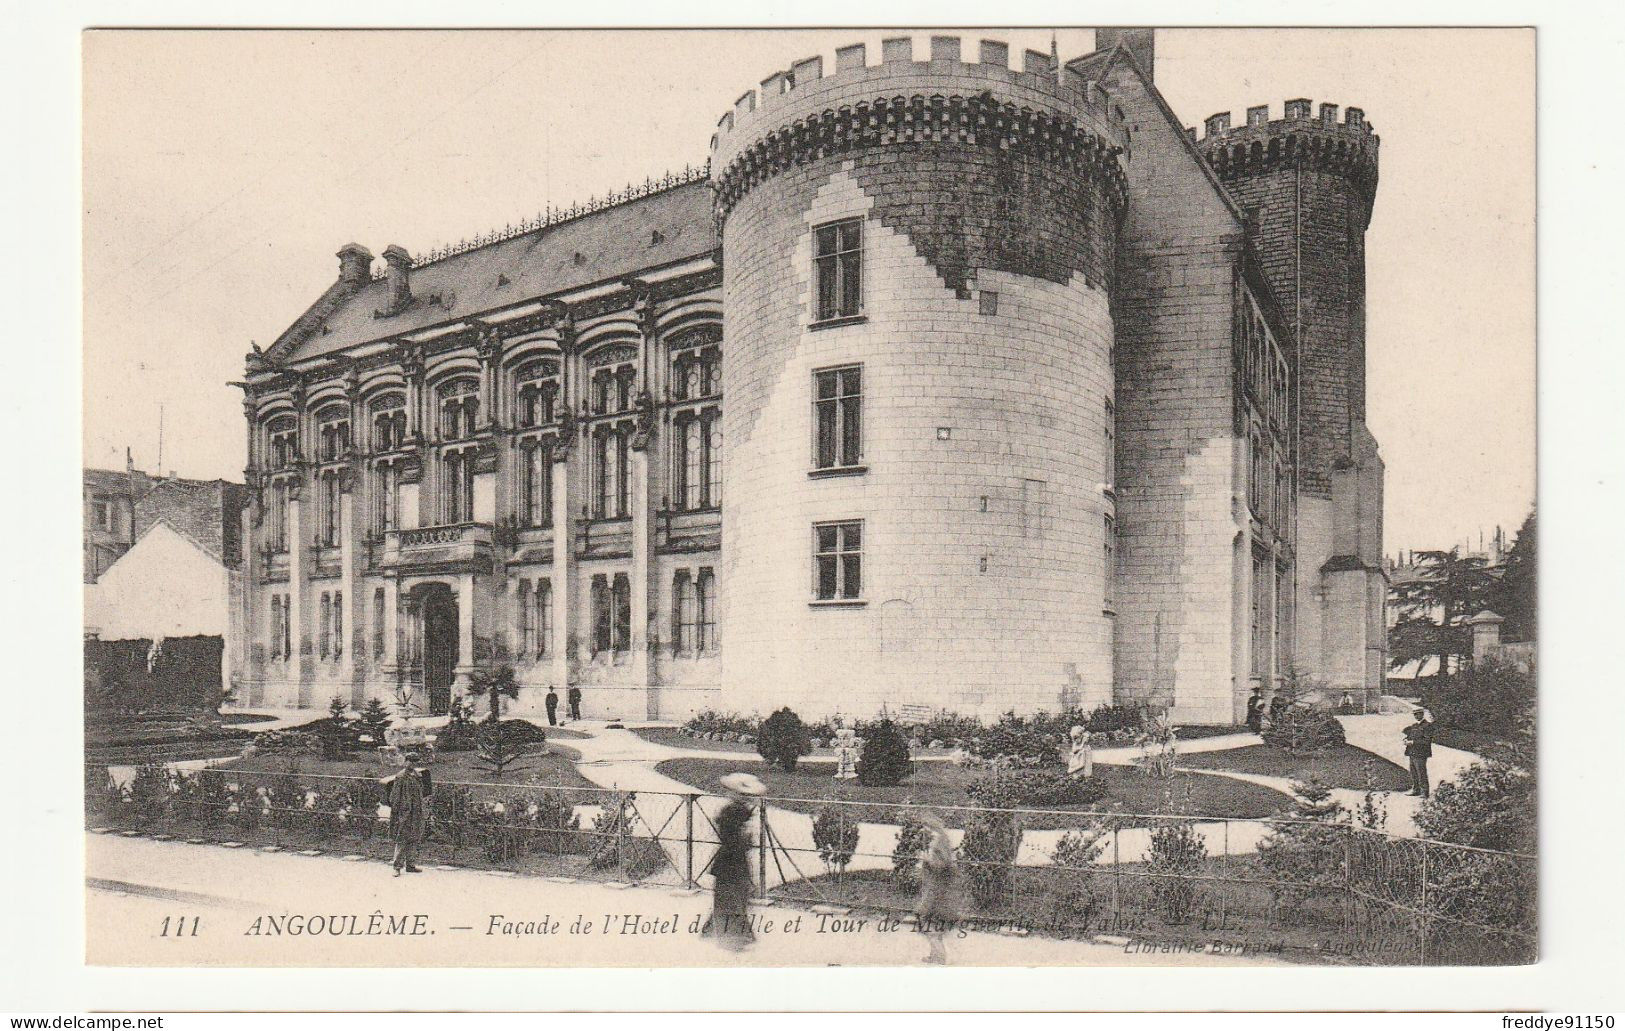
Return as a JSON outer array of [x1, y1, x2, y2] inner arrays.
[[81, 27, 1535, 553]]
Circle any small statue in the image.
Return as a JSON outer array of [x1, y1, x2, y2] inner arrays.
[[832, 720, 859, 781], [1067, 725, 1093, 779]]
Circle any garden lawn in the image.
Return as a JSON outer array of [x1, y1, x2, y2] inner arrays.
[[1429, 727, 1521, 764], [216, 745, 601, 793], [654, 757, 1291, 828], [1175, 743, 1409, 792]]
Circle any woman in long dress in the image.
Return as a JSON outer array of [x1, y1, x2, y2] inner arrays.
[[916, 813, 959, 965], [704, 772, 764, 951]]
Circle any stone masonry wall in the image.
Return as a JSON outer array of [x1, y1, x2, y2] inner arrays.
[[720, 161, 1117, 722]]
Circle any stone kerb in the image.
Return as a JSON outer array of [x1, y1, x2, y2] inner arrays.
[[709, 35, 1130, 176]]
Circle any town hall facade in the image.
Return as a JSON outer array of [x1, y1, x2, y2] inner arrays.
[[231, 29, 1387, 725]]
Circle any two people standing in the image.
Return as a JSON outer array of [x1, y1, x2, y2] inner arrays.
[[543, 685, 583, 726]]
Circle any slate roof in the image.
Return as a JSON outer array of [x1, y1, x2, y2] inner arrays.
[[275, 179, 718, 364]]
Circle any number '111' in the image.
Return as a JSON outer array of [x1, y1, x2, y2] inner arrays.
[[159, 916, 199, 937]]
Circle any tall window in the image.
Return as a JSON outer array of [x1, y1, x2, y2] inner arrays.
[[514, 360, 560, 429], [1104, 399, 1116, 488], [591, 576, 611, 657], [333, 590, 343, 659], [266, 416, 299, 470], [670, 334, 721, 402], [534, 579, 552, 658], [1251, 549, 1272, 676], [521, 441, 552, 527], [814, 366, 863, 469], [1274, 562, 1292, 675], [268, 480, 290, 553], [269, 595, 284, 660], [813, 218, 862, 321], [372, 587, 386, 659], [814, 521, 863, 601], [518, 580, 535, 657], [371, 394, 407, 451], [373, 461, 401, 535], [590, 362, 637, 415], [1248, 431, 1264, 517], [1103, 514, 1116, 612], [316, 407, 350, 462], [674, 413, 722, 510], [673, 570, 696, 654], [442, 451, 474, 523], [281, 594, 291, 660], [594, 428, 628, 518], [319, 593, 332, 658], [318, 471, 341, 547], [438, 379, 479, 440], [612, 574, 632, 654], [698, 568, 718, 652]]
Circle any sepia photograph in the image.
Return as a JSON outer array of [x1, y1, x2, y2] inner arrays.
[[71, 24, 1543, 976]]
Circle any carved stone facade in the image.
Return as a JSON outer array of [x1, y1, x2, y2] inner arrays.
[[232, 30, 1385, 723]]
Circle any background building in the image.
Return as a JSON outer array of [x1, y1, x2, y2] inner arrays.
[[230, 28, 1385, 723]]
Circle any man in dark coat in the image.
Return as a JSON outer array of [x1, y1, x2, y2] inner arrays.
[[567, 685, 582, 722], [1245, 689, 1264, 733], [383, 751, 431, 875], [544, 686, 559, 727], [1402, 709, 1435, 798]]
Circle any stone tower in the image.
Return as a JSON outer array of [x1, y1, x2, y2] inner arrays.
[[708, 36, 1129, 718], [1200, 100, 1388, 702]]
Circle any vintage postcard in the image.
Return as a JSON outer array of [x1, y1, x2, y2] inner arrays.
[[79, 26, 1536, 972]]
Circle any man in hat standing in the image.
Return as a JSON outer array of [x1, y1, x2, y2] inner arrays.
[[1402, 708, 1435, 798], [567, 685, 583, 723], [383, 750, 431, 876], [545, 685, 560, 727]]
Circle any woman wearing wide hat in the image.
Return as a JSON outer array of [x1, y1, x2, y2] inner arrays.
[[703, 772, 765, 951]]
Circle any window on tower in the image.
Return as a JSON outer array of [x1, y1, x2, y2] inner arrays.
[[813, 218, 862, 322], [813, 520, 863, 601], [813, 365, 863, 471]]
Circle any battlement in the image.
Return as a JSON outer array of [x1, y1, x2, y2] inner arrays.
[[710, 35, 1129, 156], [709, 36, 1132, 225], [1194, 99, 1379, 189]]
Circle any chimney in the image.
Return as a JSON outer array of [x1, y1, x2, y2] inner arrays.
[[383, 245, 412, 311], [1095, 28, 1154, 81], [336, 243, 373, 286]]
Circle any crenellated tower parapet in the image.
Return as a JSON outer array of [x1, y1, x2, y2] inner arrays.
[[1197, 99, 1380, 224], [709, 35, 1131, 230]]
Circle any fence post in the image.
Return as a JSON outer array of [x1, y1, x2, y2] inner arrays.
[[756, 795, 768, 897], [616, 794, 628, 883], [1419, 841, 1430, 966], [1111, 824, 1121, 933], [1342, 825, 1353, 944], [685, 794, 696, 889]]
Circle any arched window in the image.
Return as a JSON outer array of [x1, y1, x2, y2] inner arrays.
[[514, 359, 561, 429], [370, 393, 407, 452], [585, 347, 637, 415], [315, 405, 350, 463], [670, 328, 721, 402], [437, 378, 480, 440], [266, 415, 298, 470]]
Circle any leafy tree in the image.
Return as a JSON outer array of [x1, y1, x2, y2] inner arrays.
[[1388, 547, 1499, 678], [890, 808, 932, 893], [474, 713, 535, 778], [1255, 775, 1348, 914], [757, 707, 813, 772], [812, 803, 860, 876], [1492, 507, 1537, 643]]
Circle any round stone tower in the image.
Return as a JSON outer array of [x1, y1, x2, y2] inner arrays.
[[709, 35, 1129, 720], [1199, 100, 1387, 702]]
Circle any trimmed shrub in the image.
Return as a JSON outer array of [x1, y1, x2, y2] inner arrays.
[[85, 765, 126, 825], [1085, 703, 1149, 736], [1041, 822, 1111, 929], [128, 763, 173, 827], [265, 773, 306, 829], [1262, 705, 1346, 754], [683, 710, 758, 739], [968, 710, 1066, 766], [856, 717, 913, 786], [1146, 817, 1207, 924], [959, 810, 1018, 907], [890, 810, 931, 893], [812, 803, 861, 876], [356, 698, 393, 746], [1416, 760, 1536, 855], [966, 767, 1108, 810], [757, 707, 813, 772]]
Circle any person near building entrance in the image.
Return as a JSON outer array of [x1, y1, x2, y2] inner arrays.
[[567, 685, 582, 722], [545, 686, 559, 727], [1245, 688, 1264, 733], [1403, 708, 1435, 798], [383, 751, 431, 876]]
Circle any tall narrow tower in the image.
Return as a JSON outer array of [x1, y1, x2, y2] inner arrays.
[[1201, 99, 1387, 702]]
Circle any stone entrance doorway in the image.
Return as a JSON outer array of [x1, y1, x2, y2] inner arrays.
[[420, 584, 458, 717]]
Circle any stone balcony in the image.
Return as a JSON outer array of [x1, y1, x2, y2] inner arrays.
[[379, 522, 495, 575]]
